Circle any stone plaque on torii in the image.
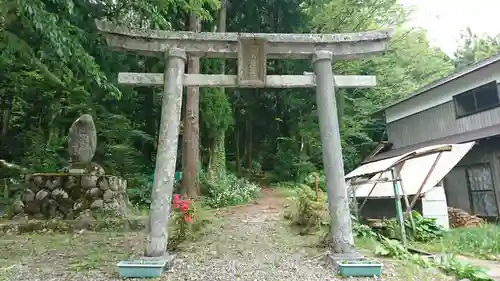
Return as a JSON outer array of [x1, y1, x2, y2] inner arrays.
[[95, 20, 392, 260]]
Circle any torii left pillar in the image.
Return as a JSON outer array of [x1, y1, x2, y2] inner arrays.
[[146, 48, 186, 258]]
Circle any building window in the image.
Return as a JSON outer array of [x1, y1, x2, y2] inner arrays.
[[466, 164, 499, 217], [454, 81, 500, 118]]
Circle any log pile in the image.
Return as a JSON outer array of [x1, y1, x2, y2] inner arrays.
[[9, 170, 130, 220], [447, 207, 484, 228]]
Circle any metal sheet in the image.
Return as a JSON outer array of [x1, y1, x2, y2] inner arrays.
[[348, 142, 475, 198]]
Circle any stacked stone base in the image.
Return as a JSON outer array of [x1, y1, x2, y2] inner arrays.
[[0, 217, 147, 234], [10, 171, 130, 220]]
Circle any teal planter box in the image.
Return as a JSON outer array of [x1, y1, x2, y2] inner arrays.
[[337, 260, 382, 277], [117, 260, 166, 278]]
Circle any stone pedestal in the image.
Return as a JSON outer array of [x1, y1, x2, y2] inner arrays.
[[10, 170, 130, 220]]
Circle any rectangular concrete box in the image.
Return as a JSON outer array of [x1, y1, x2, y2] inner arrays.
[[117, 260, 167, 278], [336, 260, 382, 277]]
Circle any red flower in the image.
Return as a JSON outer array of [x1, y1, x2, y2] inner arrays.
[[173, 194, 180, 202], [183, 214, 193, 223], [179, 204, 189, 212], [173, 203, 180, 209]]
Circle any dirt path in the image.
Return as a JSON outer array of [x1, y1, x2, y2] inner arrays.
[[1, 188, 451, 281]]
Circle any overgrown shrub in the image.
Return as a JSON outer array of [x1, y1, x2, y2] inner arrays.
[[126, 173, 153, 206], [378, 211, 444, 242], [203, 173, 260, 208], [352, 216, 377, 238], [304, 172, 326, 192], [286, 185, 328, 235]]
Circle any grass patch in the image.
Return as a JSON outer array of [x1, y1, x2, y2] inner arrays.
[[0, 231, 143, 276], [416, 224, 500, 260]]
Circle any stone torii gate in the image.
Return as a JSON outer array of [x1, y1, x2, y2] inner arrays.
[[95, 20, 392, 258]]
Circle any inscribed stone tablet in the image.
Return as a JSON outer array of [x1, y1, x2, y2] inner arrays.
[[237, 37, 267, 87]]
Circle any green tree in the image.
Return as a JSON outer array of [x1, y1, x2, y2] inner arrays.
[[454, 27, 500, 69]]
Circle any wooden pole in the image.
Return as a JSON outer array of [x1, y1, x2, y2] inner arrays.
[[406, 152, 444, 213], [394, 163, 416, 235], [358, 173, 384, 212], [391, 168, 407, 247]]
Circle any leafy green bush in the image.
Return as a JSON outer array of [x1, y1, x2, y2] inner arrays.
[[439, 224, 500, 260], [203, 173, 260, 208], [304, 172, 326, 192], [374, 237, 493, 281], [352, 216, 377, 238], [406, 211, 444, 242], [126, 173, 153, 206], [378, 211, 444, 242], [286, 185, 328, 235]]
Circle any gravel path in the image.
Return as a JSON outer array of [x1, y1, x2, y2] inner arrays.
[[1, 189, 452, 281]]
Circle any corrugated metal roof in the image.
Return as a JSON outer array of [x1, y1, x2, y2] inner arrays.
[[347, 142, 475, 198], [375, 52, 500, 113]]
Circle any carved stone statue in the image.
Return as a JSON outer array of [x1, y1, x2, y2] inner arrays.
[[68, 114, 97, 164]]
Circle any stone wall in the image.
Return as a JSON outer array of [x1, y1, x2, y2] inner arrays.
[[10, 172, 130, 219]]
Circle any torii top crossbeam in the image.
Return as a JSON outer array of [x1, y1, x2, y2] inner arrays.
[[95, 20, 392, 60]]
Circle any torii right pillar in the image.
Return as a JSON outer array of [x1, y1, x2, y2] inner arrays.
[[313, 50, 361, 257]]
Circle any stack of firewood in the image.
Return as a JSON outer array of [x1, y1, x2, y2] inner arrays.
[[448, 207, 484, 228]]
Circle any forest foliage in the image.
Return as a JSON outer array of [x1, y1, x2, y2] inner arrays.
[[1, 0, 499, 206]]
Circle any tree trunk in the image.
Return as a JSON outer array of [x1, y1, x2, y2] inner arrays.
[[246, 118, 253, 169], [235, 123, 240, 174], [207, 0, 229, 180], [182, 13, 201, 197], [208, 131, 226, 180], [1, 99, 10, 137]]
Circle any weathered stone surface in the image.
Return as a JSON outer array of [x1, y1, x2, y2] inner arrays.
[[52, 188, 68, 199], [62, 162, 105, 176], [22, 189, 35, 203], [118, 73, 377, 88], [12, 200, 24, 214], [98, 178, 110, 190], [91, 199, 104, 209], [87, 188, 101, 198], [67, 114, 97, 164], [35, 189, 49, 201], [81, 175, 98, 189], [95, 20, 393, 59], [32, 176, 43, 186], [102, 189, 114, 201], [8, 173, 130, 220]]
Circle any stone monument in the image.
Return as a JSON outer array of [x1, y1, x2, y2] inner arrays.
[[10, 114, 130, 220]]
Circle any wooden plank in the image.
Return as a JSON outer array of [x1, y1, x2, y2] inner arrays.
[[118, 73, 377, 88]]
